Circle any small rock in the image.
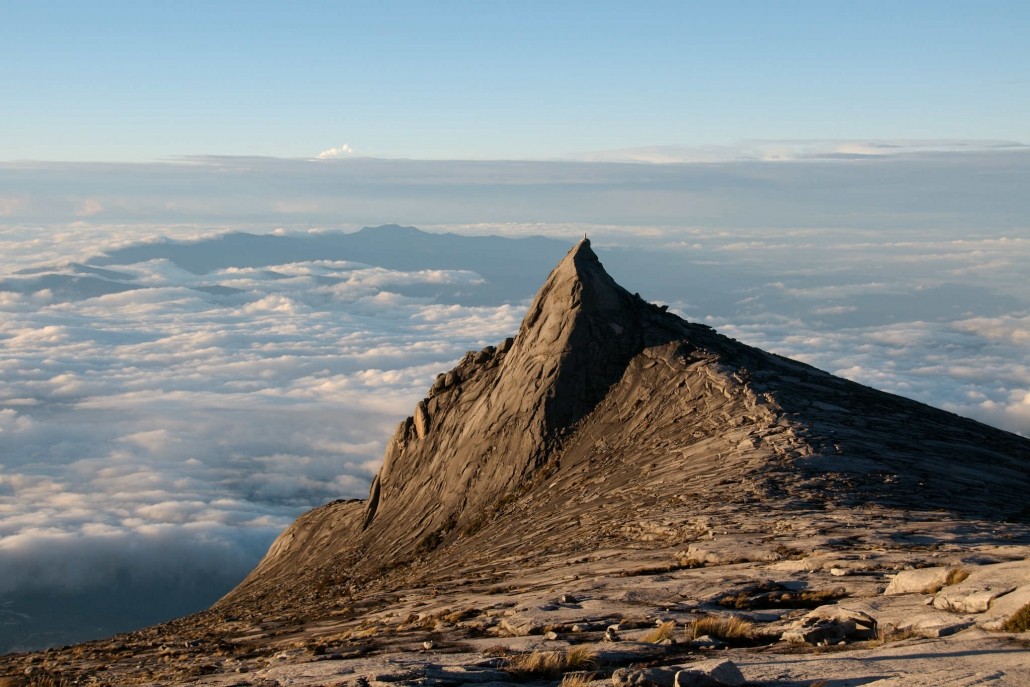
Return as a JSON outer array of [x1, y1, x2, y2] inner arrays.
[[612, 666, 678, 687], [604, 628, 620, 642], [689, 635, 726, 650], [830, 567, 848, 577], [500, 616, 543, 636], [675, 659, 745, 686], [544, 631, 559, 641], [422, 641, 434, 650], [560, 593, 579, 604]]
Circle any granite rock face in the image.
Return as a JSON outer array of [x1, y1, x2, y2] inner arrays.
[[223, 238, 1030, 615]]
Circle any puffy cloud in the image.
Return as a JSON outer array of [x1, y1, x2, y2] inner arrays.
[[316, 143, 355, 159]]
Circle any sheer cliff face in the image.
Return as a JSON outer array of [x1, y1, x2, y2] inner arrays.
[[362, 239, 666, 557], [223, 239, 1030, 612]]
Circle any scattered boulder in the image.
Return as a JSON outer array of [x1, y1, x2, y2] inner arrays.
[[781, 605, 876, 645], [894, 613, 975, 638], [977, 586, 1030, 631], [688, 635, 726, 650], [612, 666, 678, 687], [674, 659, 745, 686], [885, 567, 950, 595], [933, 559, 1030, 614], [934, 584, 1016, 614], [499, 615, 543, 636]]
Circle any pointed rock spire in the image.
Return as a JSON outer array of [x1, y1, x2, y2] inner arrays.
[[355, 238, 670, 556], [506, 238, 648, 431]]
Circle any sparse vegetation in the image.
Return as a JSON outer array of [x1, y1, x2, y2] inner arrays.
[[1001, 602, 1030, 633], [441, 607, 479, 624], [928, 567, 971, 594], [685, 615, 755, 643], [559, 672, 596, 687], [641, 620, 677, 643], [875, 626, 920, 643], [502, 646, 597, 678], [946, 567, 971, 586], [24, 670, 75, 687], [774, 544, 806, 560]]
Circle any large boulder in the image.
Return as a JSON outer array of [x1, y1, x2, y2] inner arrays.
[[781, 605, 877, 645], [612, 666, 678, 687], [674, 660, 745, 687], [884, 567, 951, 595]]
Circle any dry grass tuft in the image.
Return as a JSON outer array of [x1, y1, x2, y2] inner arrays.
[[928, 567, 972, 594], [685, 615, 755, 643], [24, 671, 75, 687], [1002, 602, 1030, 633], [565, 645, 598, 671], [945, 567, 971, 586], [503, 646, 597, 677], [876, 626, 920, 643], [641, 620, 677, 643], [481, 644, 512, 657], [559, 672, 596, 687], [441, 608, 478, 624]]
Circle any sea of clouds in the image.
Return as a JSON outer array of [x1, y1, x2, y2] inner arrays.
[[1, 149, 1027, 651]]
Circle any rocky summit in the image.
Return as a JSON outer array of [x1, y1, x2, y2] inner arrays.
[[3, 240, 1030, 686]]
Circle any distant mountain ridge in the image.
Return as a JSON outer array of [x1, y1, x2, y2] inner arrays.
[[0, 226, 569, 306]]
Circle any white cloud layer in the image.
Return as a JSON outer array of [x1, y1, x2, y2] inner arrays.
[[0, 153, 1028, 651]]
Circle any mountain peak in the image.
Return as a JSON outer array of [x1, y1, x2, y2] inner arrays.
[[349, 239, 664, 554], [222, 238, 1030, 617], [516, 236, 636, 349]]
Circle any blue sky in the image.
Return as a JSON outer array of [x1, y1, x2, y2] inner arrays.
[[3, 1, 1029, 161]]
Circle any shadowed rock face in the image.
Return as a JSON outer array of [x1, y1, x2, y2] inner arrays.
[[221, 239, 1030, 614], [361, 240, 680, 545]]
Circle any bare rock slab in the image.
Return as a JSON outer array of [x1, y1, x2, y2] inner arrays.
[[933, 559, 1030, 614], [978, 585, 1030, 631]]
